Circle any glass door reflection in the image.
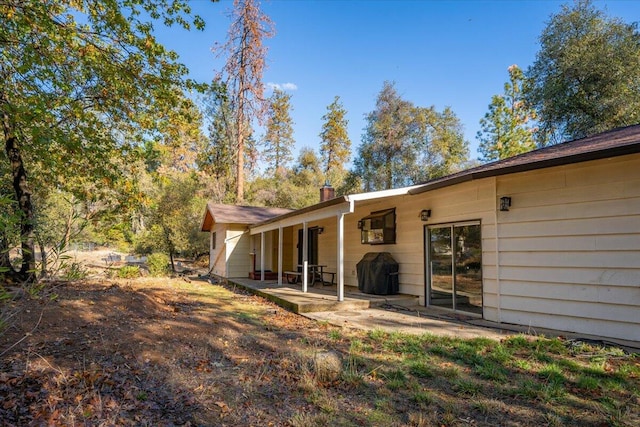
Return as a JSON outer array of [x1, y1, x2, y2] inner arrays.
[[428, 227, 453, 310], [427, 223, 482, 315]]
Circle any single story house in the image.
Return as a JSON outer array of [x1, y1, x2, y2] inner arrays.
[[200, 204, 292, 279], [202, 125, 640, 342]]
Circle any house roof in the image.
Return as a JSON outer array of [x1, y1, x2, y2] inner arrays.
[[201, 203, 293, 232], [409, 123, 640, 194], [248, 184, 426, 231], [246, 124, 640, 232]]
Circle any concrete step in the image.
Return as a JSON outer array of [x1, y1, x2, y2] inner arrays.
[[224, 277, 418, 314]]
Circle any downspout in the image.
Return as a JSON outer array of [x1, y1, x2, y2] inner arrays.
[[337, 199, 355, 302], [260, 231, 265, 282], [278, 226, 283, 286], [302, 221, 308, 293], [337, 212, 345, 302]]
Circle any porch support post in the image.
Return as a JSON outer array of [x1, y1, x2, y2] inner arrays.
[[337, 213, 345, 302], [278, 226, 283, 286], [302, 222, 308, 293], [260, 231, 265, 282]]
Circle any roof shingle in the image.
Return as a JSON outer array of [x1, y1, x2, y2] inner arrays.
[[201, 203, 293, 231], [410, 124, 640, 194]]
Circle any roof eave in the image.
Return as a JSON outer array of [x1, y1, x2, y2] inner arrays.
[[250, 196, 349, 230], [200, 203, 214, 232], [409, 143, 640, 195]]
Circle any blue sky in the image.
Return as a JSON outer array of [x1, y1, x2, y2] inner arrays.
[[155, 0, 640, 162]]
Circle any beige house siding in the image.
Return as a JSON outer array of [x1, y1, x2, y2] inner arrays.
[[208, 224, 249, 278], [495, 155, 640, 341], [226, 226, 250, 278], [249, 232, 272, 272], [282, 228, 294, 272], [245, 228, 293, 275], [412, 180, 497, 312], [209, 224, 227, 277], [311, 180, 496, 311]]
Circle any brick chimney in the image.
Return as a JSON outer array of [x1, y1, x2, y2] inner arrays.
[[320, 181, 335, 202]]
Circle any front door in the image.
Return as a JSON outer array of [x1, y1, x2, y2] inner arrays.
[[426, 222, 483, 315]]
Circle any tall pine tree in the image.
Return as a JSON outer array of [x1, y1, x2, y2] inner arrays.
[[213, 0, 273, 203], [319, 96, 351, 186], [262, 89, 295, 179], [477, 65, 537, 162]]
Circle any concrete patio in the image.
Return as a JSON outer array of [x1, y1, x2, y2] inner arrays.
[[211, 275, 640, 349], [220, 276, 419, 313]]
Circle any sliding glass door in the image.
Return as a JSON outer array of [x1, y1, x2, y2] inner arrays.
[[427, 222, 482, 315]]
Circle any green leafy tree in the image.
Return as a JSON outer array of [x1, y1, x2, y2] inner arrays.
[[477, 65, 538, 162], [150, 173, 208, 269], [336, 171, 362, 196], [154, 96, 207, 175], [526, 0, 640, 143], [213, 0, 274, 203], [136, 97, 209, 267], [319, 96, 351, 186], [356, 81, 418, 191], [415, 106, 470, 181], [289, 148, 324, 207], [262, 89, 295, 179], [0, 0, 205, 280], [355, 81, 469, 191], [248, 147, 323, 209]]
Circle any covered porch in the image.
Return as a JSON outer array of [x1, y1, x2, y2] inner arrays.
[[248, 186, 420, 303]]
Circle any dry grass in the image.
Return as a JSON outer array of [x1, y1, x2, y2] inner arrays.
[[1, 276, 638, 426]]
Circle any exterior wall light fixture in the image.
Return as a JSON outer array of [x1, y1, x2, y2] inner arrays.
[[500, 196, 512, 212], [420, 209, 431, 221]]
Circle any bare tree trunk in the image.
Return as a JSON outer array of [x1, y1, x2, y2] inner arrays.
[[162, 225, 176, 272], [5, 136, 35, 279], [236, 113, 244, 203], [36, 232, 47, 279], [63, 203, 74, 250]]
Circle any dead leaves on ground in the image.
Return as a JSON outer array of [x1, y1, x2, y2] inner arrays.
[[0, 359, 198, 426]]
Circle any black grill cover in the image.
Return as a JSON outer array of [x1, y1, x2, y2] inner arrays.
[[356, 252, 399, 295]]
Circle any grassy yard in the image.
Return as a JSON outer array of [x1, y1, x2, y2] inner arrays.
[[310, 328, 639, 426], [0, 277, 638, 426]]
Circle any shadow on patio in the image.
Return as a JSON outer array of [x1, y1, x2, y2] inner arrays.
[[218, 276, 419, 314]]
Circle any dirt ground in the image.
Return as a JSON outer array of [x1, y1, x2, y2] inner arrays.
[[1, 259, 638, 426], [0, 276, 336, 426]]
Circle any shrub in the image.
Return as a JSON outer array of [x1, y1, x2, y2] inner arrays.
[[147, 253, 170, 277], [117, 265, 140, 279], [62, 261, 88, 281]]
